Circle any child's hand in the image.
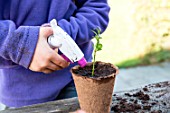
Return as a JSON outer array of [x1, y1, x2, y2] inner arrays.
[[70, 110, 87, 113], [29, 27, 70, 74]]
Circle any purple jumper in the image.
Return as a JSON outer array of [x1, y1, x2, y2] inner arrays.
[[0, 0, 110, 107]]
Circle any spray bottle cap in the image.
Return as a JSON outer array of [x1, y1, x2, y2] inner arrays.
[[78, 57, 87, 67]]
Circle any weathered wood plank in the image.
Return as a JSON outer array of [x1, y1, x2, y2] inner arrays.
[[0, 98, 79, 113]]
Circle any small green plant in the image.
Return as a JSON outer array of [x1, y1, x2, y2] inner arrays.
[[92, 28, 103, 76]]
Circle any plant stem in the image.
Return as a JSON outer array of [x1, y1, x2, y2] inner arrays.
[[92, 48, 97, 76], [91, 28, 102, 76]]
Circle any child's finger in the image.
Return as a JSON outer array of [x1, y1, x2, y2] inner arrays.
[[70, 110, 87, 113]]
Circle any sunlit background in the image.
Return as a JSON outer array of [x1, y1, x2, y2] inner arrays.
[[97, 0, 170, 68]]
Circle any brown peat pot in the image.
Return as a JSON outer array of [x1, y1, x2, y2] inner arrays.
[[71, 61, 119, 113]]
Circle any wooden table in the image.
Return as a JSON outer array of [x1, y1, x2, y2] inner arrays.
[[1, 81, 170, 113]]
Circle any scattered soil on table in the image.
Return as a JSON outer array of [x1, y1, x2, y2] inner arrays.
[[112, 96, 141, 112], [155, 83, 161, 88], [112, 102, 141, 112], [132, 90, 150, 100], [111, 82, 170, 112], [150, 110, 162, 113], [143, 87, 149, 92], [143, 105, 152, 110], [72, 61, 116, 78], [124, 93, 132, 97], [112, 91, 160, 112]]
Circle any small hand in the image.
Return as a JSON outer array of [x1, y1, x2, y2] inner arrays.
[[29, 27, 70, 74], [70, 110, 87, 113]]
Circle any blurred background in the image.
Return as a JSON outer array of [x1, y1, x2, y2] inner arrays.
[[98, 0, 170, 92]]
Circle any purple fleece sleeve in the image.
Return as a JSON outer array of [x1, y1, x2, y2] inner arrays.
[[58, 0, 110, 45], [0, 20, 40, 68]]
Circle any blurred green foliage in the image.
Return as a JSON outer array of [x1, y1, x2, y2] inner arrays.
[[97, 0, 170, 68]]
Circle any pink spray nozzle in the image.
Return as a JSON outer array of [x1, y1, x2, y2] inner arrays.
[[78, 57, 87, 67], [61, 54, 87, 67]]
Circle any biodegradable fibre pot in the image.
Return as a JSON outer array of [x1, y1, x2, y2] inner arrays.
[[71, 61, 119, 113]]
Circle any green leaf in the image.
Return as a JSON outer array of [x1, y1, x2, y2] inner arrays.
[[96, 27, 101, 34], [96, 43, 103, 51], [99, 35, 102, 39]]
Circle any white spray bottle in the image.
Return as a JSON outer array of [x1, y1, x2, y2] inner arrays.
[[47, 19, 87, 67]]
